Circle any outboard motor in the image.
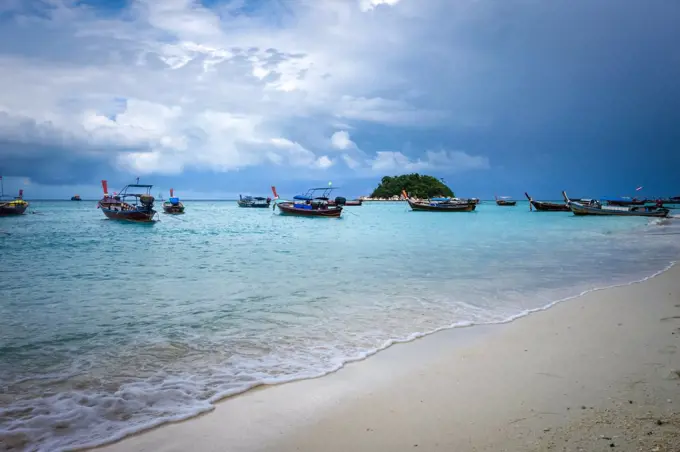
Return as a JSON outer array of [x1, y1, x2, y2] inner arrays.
[[139, 194, 155, 207], [334, 196, 347, 206]]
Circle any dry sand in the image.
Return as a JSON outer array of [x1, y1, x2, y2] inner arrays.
[[97, 264, 680, 452]]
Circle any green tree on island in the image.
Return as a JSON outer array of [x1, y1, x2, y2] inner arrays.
[[370, 174, 454, 199]]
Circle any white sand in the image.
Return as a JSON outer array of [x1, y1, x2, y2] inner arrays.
[[97, 265, 680, 452]]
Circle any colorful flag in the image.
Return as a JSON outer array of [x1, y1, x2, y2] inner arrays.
[[635, 186, 643, 191]]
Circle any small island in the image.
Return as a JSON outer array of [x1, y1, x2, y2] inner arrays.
[[362, 174, 454, 200]]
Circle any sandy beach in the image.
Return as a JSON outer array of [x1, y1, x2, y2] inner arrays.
[[97, 264, 680, 452]]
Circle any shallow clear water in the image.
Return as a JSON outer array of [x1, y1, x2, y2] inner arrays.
[[1, 201, 679, 451]]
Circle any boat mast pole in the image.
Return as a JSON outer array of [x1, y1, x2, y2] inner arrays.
[[0, 175, 3, 198]]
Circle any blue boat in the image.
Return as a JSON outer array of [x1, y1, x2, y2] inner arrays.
[[163, 189, 185, 214]]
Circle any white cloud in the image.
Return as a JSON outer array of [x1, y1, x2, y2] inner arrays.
[[0, 0, 488, 180], [359, 0, 402, 12], [342, 154, 361, 169], [316, 155, 335, 169], [327, 129, 489, 174], [368, 150, 489, 173], [330, 131, 355, 150]]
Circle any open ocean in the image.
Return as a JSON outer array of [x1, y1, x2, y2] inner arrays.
[[1, 200, 680, 451]]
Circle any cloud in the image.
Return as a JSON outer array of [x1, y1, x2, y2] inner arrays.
[[360, 0, 402, 12], [330, 131, 355, 150], [369, 150, 489, 173], [316, 155, 334, 169], [341, 154, 361, 169], [1, 0, 440, 181], [329, 130, 488, 174], [0, 0, 678, 196]]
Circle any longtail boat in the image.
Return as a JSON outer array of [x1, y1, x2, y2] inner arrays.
[[403, 190, 476, 212], [271, 186, 345, 218], [163, 188, 185, 214], [562, 192, 669, 217], [495, 196, 516, 206], [600, 196, 646, 207], [97, 179, 157, 222], [525, 192, 570, 212], [71, 195, 82, 201], [328, 198, 362, 206], [238, 195, 271, 208], [0, 177, 28, 216], [656, 196, 680, 205]]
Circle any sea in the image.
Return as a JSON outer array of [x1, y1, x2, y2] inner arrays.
[[1, 200, 679, 451]]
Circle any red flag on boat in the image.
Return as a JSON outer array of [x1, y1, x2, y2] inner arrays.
[[271, 186, 279, 199], [636, 186, 643, 191], [170, 188, 174, 197], [18, 189, 23, 198], [101, 180, 108, 195]]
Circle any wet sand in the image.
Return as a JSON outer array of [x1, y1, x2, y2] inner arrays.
[[98, 264, 680, 452]]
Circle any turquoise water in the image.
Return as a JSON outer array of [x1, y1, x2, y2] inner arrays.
[[1, 201, 679, 451]]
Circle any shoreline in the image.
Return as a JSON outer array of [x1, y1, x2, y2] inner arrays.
[[96, 261, 680, 452]]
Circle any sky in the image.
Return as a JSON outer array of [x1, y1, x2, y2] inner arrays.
[[0, 0, 678, 200]]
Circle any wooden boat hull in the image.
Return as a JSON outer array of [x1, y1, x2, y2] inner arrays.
[[0, 203, 28, 216], [605, 200, 646, 206], [101, 208, 156, 222], [525, 193, 569, 211], [163, 203, 185, 214], [569, 203, 669, 217], [276, 202, 343, 217], [407, 199, 476, 212], [496, 200, 517, 206], [530, 200, 569, 211], [237, 201, 270, 208], [328, 199, 362, 206]]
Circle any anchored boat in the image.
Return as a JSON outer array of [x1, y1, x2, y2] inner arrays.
[[163, 189, 185, 214], [525, 192, 570, 212], [0, 177, 28, 216], [562, 192, 669, 217], [0, 176, 28, 217], [495, 196, 516, 206], [271, 186, 345, 218], [600, 196, 646, 207], [71, 195, 82, 201], [403, 191, 477, 212], [238, 195, 271, 208], [328, 198, 362, 207], [97, 180, 157, 222]]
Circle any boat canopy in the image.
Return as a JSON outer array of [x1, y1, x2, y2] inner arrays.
[[294, 195, 312, 201]]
